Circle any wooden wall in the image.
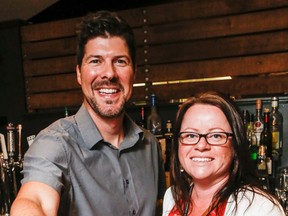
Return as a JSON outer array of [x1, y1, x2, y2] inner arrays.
[[21, 0, 288, 113]]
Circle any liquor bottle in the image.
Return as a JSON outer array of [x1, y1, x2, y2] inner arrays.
[[137, 106, 146, 128], [242, 109, 250, 133], [254, 99, 263, 146], [147, 94, 162, 137], [164, 120, 173, 187], [64, 107, 69, 117], [257, 145, 270, 190], [270, 96, 283, 158], [260, 108, 272, 176], [247, 114, 258, 165], [147, 94, 165, 170], [164, 120, 173, 172]]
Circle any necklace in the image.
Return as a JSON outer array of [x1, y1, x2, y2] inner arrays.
[[183, 185, 193, 216]]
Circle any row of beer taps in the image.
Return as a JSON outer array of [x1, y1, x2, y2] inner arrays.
[[0, 123, 24, 216]]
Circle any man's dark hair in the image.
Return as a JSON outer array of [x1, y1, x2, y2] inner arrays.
[[76, 11, 136, 69]]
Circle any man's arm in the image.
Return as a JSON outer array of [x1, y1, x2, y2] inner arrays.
[[10, 181, 60, 216]]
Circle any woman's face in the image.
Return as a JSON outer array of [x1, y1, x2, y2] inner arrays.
[[178, 104, 234, 185]]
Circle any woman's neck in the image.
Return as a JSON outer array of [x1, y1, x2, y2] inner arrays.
[[190, 176, 229, 215]]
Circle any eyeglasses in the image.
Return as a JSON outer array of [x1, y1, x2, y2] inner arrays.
[[178, 132, 233, 145]]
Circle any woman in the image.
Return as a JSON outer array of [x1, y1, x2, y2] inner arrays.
[[162, 91, 285, 215]]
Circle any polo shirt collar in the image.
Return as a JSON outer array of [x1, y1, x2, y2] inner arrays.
[[75, 104, 101, 150], [75, 104, 143, 150]]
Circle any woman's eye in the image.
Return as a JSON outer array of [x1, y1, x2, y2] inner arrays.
[[211, 133, 223, 139], [187, 134, 197, 139]]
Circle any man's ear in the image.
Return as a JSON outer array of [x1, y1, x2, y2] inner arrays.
[[76, 65, 82, 85]]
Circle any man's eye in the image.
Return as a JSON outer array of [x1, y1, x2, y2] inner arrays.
[[115, 58, 128, 66], [90, 59, 100, 64]]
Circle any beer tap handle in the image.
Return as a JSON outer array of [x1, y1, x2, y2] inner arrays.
[[0, 133, 8, 160], [6, 123, 15, 161], [16, 124, 22, 161]]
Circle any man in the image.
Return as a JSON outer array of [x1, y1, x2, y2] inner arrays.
[[11, 11, 165, 216]]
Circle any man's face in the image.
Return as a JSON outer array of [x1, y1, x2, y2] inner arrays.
[[76, 36, 135, 118]]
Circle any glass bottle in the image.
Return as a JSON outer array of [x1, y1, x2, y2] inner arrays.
[[64, 107, 69, 117], [260, 108, 272, 176], [164, 120, 173, 187], [270, 96, 283, 158], [137, 106, 146, 129], [257, 145, 270, 190], [147, 94, 162, 137], [164, 120, 173, 172], [254, 99, 263, 146], [242, 109, 250, 133], [247, 114, 258, 165]]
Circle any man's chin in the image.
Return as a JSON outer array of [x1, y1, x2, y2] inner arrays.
[[99, 108, 124, 118]]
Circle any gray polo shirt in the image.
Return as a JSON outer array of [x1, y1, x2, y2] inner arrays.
[[21, 104, 166, 216]]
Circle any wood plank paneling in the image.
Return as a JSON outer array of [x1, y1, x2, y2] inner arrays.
[[137, 30, 288, 65], [26, 73, 79, 93], [144, 0, 288, 24], [22, 37, 77, 60], [136, 52, 288, 82], [23, 56, 76, 76], [136, 7, 288, 46], [27, 90, 83, 112], [20, 0, 288, 113], [131, 75, 288, 103]]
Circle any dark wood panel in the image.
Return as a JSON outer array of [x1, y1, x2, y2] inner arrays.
[[22, 31, 143, 60], [130, 75, 288, 103], [26, 73, 79, 93], [145, 0, 288, 25], [135, 7, 288, 46], [136, 52, 288, 82], [23, 11, 288, 64], [24, 51, 288, 99], [137, 30, 288, 65], [22, 29, 288, 72], [20, 0, 288, 43], [118, 8, 148, 28], [27, 90, 83, 112], [20, 9, 144, 43], [21, 1, 288, 113], [23, 56, 76, 77], [21, 0, 288, 42], [26, 73, 288, 112], [22, 37, 77, 60], [21, 17, 81, 42]]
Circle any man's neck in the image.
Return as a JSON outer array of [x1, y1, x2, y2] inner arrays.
[[85, 104, 125, 148]]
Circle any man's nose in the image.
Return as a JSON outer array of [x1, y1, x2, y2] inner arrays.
[[100, 62, 117, 79]]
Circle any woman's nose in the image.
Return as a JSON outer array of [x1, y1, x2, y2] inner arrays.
[[194, 136, 211, 150]]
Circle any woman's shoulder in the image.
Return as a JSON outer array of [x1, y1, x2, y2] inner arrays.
[[225, 186, 285, 216], [162, 187, 175, 216]]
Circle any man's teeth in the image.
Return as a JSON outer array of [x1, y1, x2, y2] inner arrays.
[[191, 157, 212, 162], [99, 89, 117, 94]]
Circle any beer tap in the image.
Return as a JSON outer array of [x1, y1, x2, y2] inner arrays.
[[6, 123, 15, 165], [0, 133, 8, 161], [6, 123, 18, 200], [0, 123, 25, 214], [16, 124, 23, 168], [0, 133, 11, 215]]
